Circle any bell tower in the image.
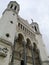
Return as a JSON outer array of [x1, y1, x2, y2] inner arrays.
[[30, 21, 40, 34], [3, 1, 20, 14], [0, 1, 19, 65], [0, 1, 20, 44]]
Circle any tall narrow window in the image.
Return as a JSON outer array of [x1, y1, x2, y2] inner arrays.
[[10, 4, 13, 8], [34, 26, 37, 31], [14, 6, 17, 10], [33, 42, 37, 49], [18, 23, 20, 27], [21, 24, 22, 29]]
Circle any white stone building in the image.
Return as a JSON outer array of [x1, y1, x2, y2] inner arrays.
[[0, 1, 49, 65]]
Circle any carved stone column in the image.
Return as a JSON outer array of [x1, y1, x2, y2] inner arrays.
[[31, 45, 36, 65], [22, 40, 27, 65]]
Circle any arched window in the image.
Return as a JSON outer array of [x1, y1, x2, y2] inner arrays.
[[18, 23, 20, 27], [18, 33, 24, 43], [14, 6, 17, 10], [10, 4, 13, 8], [26, 38, 31, 47], [34, 26, 37, 31], [33, 42, 37, 48]]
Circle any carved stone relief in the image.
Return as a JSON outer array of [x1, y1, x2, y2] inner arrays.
[[0, 45, 8, 57]]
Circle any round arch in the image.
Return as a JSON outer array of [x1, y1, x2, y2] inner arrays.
[[18, 33, 24, 43], [33, 42, 37, 48], [26, 38, 31, 47], [32, 42, 41, 65]]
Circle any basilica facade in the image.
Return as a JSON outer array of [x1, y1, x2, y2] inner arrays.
[[0, 1, 49, 65]]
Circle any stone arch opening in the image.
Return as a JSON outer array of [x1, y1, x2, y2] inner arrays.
[[26, 38, 31, 47], [10, 4, 13, 8], [16, 33, 25, 65], [26, 38, 32, 63], [15, 33, 25, 57], [33, 42, 37, 51], [33, 42, 41, 65], [18, 33, 24, 44]]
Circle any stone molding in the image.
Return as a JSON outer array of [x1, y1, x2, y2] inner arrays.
[[0, 38, 12, 47]]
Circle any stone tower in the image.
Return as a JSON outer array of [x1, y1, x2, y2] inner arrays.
[[0, 1, 49, 65]]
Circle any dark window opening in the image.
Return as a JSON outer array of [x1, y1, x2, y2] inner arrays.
[[21, 60, 24, 65], [35, 26, 37, 31], [10, 4, 13, 8], [33, 42, 37, 48], [6, 33, 10, 37], [18, 23, 20, 27], [33, 43, 36, 47], [14, 6, 17, 10], [33, 42, 37, 51], [21, 24, 22, 29]]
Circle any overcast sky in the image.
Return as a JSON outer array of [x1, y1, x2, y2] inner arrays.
[[0, 0, 49, 56]]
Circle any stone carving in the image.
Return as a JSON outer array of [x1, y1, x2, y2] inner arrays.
[[0, 47, 8, 57]]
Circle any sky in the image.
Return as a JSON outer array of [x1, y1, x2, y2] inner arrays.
[[0, 0, 49, 56]]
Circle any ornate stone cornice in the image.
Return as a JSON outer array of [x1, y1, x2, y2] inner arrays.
[[0, 38, 12, 47]]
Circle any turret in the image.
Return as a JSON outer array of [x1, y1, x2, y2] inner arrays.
[[3, 1, 20, 14], [30, 21, 40, 34]]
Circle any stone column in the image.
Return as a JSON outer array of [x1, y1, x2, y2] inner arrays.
[[37, 49, 42, 65], [22, 40, 27, 65], [11, 36, 18, 65], [31, 46, 36, 65]]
